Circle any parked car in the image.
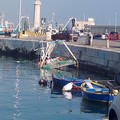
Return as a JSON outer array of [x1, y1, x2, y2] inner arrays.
[[93, 34, 102, 39], [108, 91, 120, 120], [108, 31, 119, 40]]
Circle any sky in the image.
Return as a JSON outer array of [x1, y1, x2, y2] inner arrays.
[[0, 0, 120, 27]]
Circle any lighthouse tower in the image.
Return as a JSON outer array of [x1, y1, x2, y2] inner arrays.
[[33, 0, 41, 30]]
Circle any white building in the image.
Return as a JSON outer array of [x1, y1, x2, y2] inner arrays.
[[75, 18, 95, 30]]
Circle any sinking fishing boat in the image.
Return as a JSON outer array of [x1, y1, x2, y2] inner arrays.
[[38, 40, 78, 70], [80, 79, 117, 103]]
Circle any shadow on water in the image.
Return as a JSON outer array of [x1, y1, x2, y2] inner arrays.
[[0, 48, 39, 61]]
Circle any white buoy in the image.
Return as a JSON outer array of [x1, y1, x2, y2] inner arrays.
[[62, 82, 73, 92]]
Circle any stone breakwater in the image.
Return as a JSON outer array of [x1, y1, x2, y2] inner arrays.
[[0, 37, 120, 77]]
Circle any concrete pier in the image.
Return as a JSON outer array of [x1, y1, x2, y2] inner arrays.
[[63, 39, 120, 77], [0, 37, 120, 77]]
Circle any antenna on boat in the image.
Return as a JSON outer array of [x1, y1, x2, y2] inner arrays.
[[0, 13, 5, 26]]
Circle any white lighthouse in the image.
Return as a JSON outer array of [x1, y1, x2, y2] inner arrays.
[[33, 0, 41, 30]]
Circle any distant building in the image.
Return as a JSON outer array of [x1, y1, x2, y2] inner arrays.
[[75, 18, 95, 30], [85, 25, 120, 34], [74, 17, 120, 34]]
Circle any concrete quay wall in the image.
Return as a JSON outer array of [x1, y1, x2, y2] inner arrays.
[[0, 38, 46, 56], [54, 43, 120, 76], [0, 38, 120, 77]]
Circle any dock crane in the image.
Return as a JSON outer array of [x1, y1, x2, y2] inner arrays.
[[51, 18, 79, 41]]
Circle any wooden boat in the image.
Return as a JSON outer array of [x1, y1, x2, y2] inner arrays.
[[80, 79, 116, 103], [52, 75, 83, 91]]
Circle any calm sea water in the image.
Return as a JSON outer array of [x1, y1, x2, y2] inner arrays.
[[0, 56, 109, 120]]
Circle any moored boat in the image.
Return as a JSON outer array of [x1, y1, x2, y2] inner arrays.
[[52, 75, 83, 91], [80, 79, 116, 103]]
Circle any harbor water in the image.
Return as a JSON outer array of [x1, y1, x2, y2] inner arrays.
[[0, 55, 109, 120]]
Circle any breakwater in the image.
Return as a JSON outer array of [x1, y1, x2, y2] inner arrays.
[[0, 37, 120, 77]]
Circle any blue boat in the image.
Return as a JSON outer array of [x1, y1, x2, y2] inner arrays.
[[52, 75, 83, 91], [81, 79, 115, 103]]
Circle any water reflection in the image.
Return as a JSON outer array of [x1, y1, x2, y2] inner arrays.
[[80, 98, 109, 114], [63, 91, 73, 113], [40, 69, 52, 81], [63, 91, 72, 100], [13, 62, 21, 120], [0, 56, 110, 120]]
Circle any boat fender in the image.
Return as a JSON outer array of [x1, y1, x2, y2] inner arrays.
[[62, 82, 73, 91], [113, 89, 119, 96]]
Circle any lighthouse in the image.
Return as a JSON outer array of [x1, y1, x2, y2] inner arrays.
[[33, 0, 41, 30]]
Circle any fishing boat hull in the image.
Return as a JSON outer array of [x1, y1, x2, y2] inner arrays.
[[82, 90, 114, 103], [52, 75, 83, 91], [81, 80, 115, 103]]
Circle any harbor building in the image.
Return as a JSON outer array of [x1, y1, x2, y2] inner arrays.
[[73, 18, 120, 35], [74, 18, 95, 31]]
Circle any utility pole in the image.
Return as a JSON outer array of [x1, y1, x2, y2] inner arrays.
[[18, 0, 21, 32], [115, 12, 117, 32]]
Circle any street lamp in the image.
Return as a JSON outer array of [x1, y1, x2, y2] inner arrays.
[[18, 0, 22, 32], [83, 13, 86, 22], [115, 12, 117, 32]]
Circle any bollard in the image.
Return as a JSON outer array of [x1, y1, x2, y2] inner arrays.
[[106, 39, 109, 48], [90, 34, 93, 46], [86, 34, 90, 45]]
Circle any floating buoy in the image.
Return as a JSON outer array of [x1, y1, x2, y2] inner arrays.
[[39, 78, 47, 86]]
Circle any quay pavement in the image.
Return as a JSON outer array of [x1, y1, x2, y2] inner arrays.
[[69, 39, 120, 52]]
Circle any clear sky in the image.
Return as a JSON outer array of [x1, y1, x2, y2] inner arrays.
[[0, 0, 120, 27]]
